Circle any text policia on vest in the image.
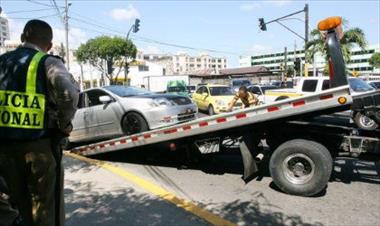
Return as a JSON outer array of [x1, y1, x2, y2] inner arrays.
[[0, 91, 45, 128]]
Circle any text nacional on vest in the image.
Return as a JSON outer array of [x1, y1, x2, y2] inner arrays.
[[0, 90, 45, 129]]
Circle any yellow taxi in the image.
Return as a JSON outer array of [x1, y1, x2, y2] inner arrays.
[[192, 84, 241, 115]]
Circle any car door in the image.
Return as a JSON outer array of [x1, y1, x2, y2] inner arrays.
[[86, 89, 122, 138], [192, 86, 205, 110], [70, 92, 90, 142], [198, 86, 208, 110]]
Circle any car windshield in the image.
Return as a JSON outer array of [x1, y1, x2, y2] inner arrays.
[[348, 78, 375, 92], [104, 86, 152, 97], [168, 86, 187, 92], [209, 87, 234, 96]]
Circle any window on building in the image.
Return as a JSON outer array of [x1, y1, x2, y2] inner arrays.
[[217, 59, 221, 63], [138, 65, 149, 71], [302, 80, 318, 92]]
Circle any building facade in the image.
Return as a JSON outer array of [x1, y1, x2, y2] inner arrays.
[[142, 52, 227, 75], [0, 16, 10, 46], [240, 44, 380, 75]]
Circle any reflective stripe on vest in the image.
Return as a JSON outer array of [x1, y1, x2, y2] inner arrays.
[[0, 51, 46, 129]]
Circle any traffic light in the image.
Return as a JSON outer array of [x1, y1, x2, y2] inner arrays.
[[259, 18, 267, 31], [294, 58, 301, 72], [133, 19, 140, 33]]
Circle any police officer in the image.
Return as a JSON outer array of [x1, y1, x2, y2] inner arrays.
[[227, 86, 258, 111], [0, 19, 79, 226]]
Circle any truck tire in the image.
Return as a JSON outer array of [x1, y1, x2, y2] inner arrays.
[[353, 112, 378, 130], [269, 139, 332, 196], [275, 96, 289, 101], [122, 112, 149, 135]]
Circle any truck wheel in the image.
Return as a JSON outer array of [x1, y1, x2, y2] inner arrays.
[[269, 139, 332, 196], [122, 112, 149, 135], [353, 112, 378, 130], [275, 96, 289, 101], [208, 105, 215, 115]]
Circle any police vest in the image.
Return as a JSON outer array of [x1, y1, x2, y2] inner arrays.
[[0, 47, 49, 140]]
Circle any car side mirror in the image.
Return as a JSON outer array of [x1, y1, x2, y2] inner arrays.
[[99, 95, 112, 104]]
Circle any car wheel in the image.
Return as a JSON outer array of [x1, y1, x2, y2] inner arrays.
[[122, 112, 149, 135], [208, 105, 215, 115], [275, 96, 289, 101], [269, 139, 332, 197], [353, 112, 378, 130]]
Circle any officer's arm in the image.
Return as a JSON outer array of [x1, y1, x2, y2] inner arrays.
[[45, 56, 80, 133]]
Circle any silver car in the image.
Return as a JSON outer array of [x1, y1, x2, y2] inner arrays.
[[69, 86, 197, 144]]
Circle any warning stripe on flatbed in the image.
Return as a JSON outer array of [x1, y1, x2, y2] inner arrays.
[[71, 86, 352, 156]]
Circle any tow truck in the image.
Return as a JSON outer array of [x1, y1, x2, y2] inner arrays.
[[70, 17, 380, 197]]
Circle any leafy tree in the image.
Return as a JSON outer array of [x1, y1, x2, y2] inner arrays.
[[75, 36, 137, 84], [369, 53, 380, 69], [305, 24, 367, 64]]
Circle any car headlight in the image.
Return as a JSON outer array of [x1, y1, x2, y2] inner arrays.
[[150, 98, 174, 107], [215, 99, 226, 106]]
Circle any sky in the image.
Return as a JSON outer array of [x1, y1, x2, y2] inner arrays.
[[1, 0, 379, 67]]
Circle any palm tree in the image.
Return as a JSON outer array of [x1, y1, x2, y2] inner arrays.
[[305, 25, 367, 65]]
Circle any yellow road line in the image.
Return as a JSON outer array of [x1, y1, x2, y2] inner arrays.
[[65, 152, 237, 226]]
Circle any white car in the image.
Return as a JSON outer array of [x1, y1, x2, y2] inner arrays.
[[69, 86, 197, 144]]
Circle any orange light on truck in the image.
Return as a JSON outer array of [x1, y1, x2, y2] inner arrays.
[[338, 96, 347, 105], [318, 16, 342, 31]]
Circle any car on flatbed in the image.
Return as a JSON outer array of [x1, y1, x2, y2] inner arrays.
[[69, 86, 197, 144]]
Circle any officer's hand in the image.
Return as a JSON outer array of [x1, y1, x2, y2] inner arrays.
[[61, 123, 73, 136]]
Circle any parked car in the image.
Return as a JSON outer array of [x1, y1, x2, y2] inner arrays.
[[192, 84, 241, 115], [68, 86, 197, 144], [166, 80, 188, 96], [231, 79, 252, 92], [247, 85, 281, 104], [265, 76, 379, 130]]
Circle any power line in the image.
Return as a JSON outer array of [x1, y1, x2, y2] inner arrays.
[[70, 16, 124, 36], [50, 0, 64, 23], [5, 8, 57, 14], [68, 12, 241, 56], [7, 13, 61, 20], [26, 0, 55, 7]]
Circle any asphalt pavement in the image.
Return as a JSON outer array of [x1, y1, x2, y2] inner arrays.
[[64, 112, 380, 226]]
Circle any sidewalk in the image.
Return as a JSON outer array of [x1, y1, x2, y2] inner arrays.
[[64, 156, 210, 226]]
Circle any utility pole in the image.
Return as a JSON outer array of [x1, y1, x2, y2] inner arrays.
[[64, 0, 70, 70], [284, 47, 287, 82], [304, 4, 309, 77], [294, 40, 297, 77]]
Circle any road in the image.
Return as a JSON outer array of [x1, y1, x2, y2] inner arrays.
[[64, 112, 380, 226]]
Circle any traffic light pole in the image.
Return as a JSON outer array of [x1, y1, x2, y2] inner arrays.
[[259, 4, 309, 77], [124, 20, 139, 84]]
